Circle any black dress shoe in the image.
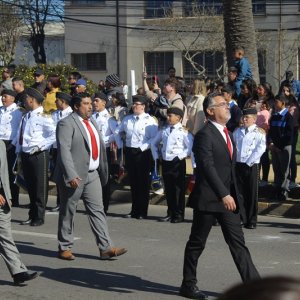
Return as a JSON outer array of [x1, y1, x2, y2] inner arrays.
[[13, 271, 39, 285], [30, 219, 44, 226], [244, 223, 256, 229], [159, 216, 171, 222], [179, 285, 207, 299], [49, 205, 60, 212], [171, 217, 184, 223], [20, 219, 32, 225]]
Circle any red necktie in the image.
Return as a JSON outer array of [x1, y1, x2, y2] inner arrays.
[[223, 127, 233, 159], [83, 119, 99, 160]]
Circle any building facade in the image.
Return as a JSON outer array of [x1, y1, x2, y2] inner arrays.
[[64, 0, 300, 95]]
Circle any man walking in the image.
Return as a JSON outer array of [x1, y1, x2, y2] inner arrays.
[[54, 92, 127, 260], [180, 93, 260, 299]]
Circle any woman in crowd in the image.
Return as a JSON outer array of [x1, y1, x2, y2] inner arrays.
[[43, 74, 61, 113]]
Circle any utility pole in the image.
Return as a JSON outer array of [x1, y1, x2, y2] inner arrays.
[[278, 0, 282, 84], [116, 0, 120, 76]]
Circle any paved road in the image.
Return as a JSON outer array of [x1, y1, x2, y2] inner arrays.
[[1, 194, 300, 300]]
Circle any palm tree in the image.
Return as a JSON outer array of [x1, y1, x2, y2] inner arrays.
[[223, 0, 259, 82]]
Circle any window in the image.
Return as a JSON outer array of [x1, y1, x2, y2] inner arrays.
[[252, 0, 266, 15], [258, 49, 266, 83], [71, 53, 106, 71], [144, 1, 174, 18], [70, 0, 105, 6], [183, 51, 224, 84], [183, 0, 223, 16], [144, 52, 174, 78]]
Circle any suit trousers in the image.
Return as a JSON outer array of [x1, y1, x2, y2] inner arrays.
[[125, 148, 152, 217], [182, 210, 260, 287], [271, 145, 291, 191], [57, 170, 112, 252], [3, 141, 19, 206], [236, 163, 259, 226], [21, 151, 49, 222], [162, 158, 186, 219], [0, 203, 27, 276]]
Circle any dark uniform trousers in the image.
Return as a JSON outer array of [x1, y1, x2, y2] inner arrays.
[[51, 148, 60, 207], [236, 162, 259, 226], [125, 147, 153, 217], [162, 157, 186, 219], [102, 147, 112, 214], [21, 151, 49, 222], [183, 210, 260, 286], [3, 140, 20, 206]]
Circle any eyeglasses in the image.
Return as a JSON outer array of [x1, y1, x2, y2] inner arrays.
[[209, 102, 229, 108]]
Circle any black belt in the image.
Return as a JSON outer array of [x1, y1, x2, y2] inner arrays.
[[88, 169, 96, 173]]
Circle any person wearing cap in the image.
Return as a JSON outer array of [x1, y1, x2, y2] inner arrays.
[[105, 74, 123, 109], [279, 70, 300, 100], [53, 92, 127, 261], [13, 88, 56, 226], [0, 89, 24, 207], [12, 77, 27, 108], [49, 92, 73, 212], [31, 68, 47, 95], [115, 95, 158, 219], [0, 140, 39, 285], [68, 71, 82, 96], [233, 108, 266, 229], [268, 94, 294, 201], [74, 78, 87, 94], [44, 74, 61, 113], [151, 107, 193, 223], [222, 84, 242, 132], [92, 92, 121, 214]]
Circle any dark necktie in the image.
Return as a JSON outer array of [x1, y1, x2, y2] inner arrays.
[[83, 119, 99, 160], [59, 111, 62, 118], [19, 113, 30, 145], [96, 113, 99, 119], [223, 127, 233, 159], [245, 128, 249, 134], [170, 126, 174, 133]]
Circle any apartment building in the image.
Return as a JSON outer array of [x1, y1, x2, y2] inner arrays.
[[64, 0, 300, 94]]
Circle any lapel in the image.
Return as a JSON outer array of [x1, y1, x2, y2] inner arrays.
[[72, 113, 89, 145], [208, 122, 233, 160]]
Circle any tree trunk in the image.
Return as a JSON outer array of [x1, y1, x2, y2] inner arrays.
[[223, 0, 259, 83], [30, 33, 47, 64]]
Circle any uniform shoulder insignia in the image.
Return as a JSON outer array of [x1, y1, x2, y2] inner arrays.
[[257, 127, 266, 134]]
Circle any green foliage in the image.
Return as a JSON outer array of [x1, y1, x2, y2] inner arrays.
[[1, 64, 97, 94]]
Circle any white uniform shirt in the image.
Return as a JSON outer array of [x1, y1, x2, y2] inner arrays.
[[92, 109, 121, 148], [0, 103, 23, 141], [78, 116, 100, 171], [51, 106, 73, 124], [151, 122, 193, 161], [14, 106, 56, 153], [115, 112, 158, 151], [233, 124, 266, 166]]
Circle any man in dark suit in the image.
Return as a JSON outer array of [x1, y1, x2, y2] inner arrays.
[[54, 92, 127, 261], [179, 92, 260, 300]]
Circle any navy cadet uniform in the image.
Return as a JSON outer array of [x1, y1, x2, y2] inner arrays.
[[151, 107, 193, 223], [233, 108, 266, 229], [92, 95, 121, 214], [14, 88, 56, 226], [0, 90, 24, 206], [50, 92, 73, 211], [115, 96, 158, 219]]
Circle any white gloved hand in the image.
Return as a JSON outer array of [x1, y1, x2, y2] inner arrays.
[[30, 146, 40, 155]]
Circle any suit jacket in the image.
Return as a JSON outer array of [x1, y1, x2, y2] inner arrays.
[[0, 140, 12, 207], [188, 121, 243, 215], [53, 112, 108, 187]]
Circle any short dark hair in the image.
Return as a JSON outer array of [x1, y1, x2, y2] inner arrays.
[[70, 71, 82, 80], [203, 92, 223, 118], [233, 45, 245, 53], [71, 92, 91, 110], [12, 77, 24, 83], [47, 74, 61, 88], [168, 66, 176, 72], [164, 78, 179, 93]]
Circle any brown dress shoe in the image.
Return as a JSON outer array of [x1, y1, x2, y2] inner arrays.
[[100, 247, 127, 260], [58, 250, 75, 260]]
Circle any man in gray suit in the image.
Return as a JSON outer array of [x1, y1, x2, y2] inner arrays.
[[54, 92, 127, 260], [0, 140, 39, 284]]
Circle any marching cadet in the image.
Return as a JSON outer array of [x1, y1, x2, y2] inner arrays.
[[115, 95, 158, 219], [151, 107, 193, 223], [13, 88, 56, 226], [233, 108, 266, 229], [0, 90, 24, 207], [49, 92, 73, 212], [92, 92, 121, 214]]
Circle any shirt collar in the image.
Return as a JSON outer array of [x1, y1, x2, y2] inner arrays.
[[277, 108, 288, 116], [209, 120, 226, 132], [31, 106, 43, 116], [3, 103, 17, 111]]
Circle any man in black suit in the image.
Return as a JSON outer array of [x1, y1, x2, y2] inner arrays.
[[179, 92, 260, 300]]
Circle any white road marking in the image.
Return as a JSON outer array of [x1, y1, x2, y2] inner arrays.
[[12, 230, 80, 240]]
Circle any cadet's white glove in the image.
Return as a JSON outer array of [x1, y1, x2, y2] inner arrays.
[[30, 146, 40, 155]]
